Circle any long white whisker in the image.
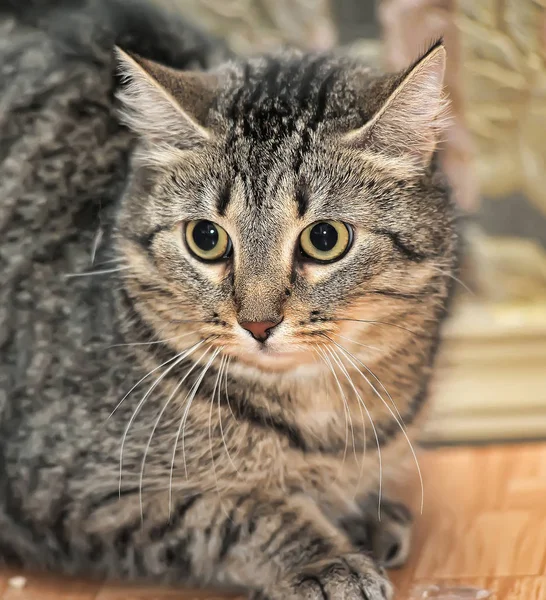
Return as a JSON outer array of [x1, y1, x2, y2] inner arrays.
[[330, 333, 381, 353], [119, 349, 191, 497], [208, 355, 226, 501], [331, 339, 424, 516], [109, 342, 200, 420], [138, 339, 207, 521], [64, 266, 130, 279], [315, 347, 352, 469], [182, 347, 221, 478], [90, 228, 104, 265], [92, 258, 121, 268], [324, 345, 367, 496], [327, 346, 382, 519], [323, 334, 406, 432], [119, 341, 206, 494], [356, 361, 407, 432], [221, 356, 246, 469], [217, 359, 240, 476], [210, 355, 234, 521], [430, 265, 474, 295], [323, 346, 363, 460], [169, 346, 221, 516], [110, 330, 197, 349], [223, 356, 237, 422], [337, 318, 423, 338]]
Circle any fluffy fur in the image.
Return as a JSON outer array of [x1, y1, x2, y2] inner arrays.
[[0, 2, 458, 598]]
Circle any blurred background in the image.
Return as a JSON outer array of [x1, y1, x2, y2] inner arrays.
[[161, 0, 546, 444]]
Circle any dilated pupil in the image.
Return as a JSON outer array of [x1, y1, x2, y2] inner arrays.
[[193, 220, 218, 251], [310, 222, 338, 252]]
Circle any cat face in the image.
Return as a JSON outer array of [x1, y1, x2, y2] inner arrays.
[[115, 44, 457, 373]]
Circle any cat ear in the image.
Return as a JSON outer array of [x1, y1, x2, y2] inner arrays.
[[344, 41, 449, 171], [115, 47, 218, 149]]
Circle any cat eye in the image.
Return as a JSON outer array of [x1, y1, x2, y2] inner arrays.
[[299, 220, 353, 263], [185, 220, 232, 261]]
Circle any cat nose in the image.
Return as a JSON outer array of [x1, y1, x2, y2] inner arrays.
[[239, 319, 281, 342]]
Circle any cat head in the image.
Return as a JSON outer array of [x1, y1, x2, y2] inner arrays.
[[114, 42, 457, 374]]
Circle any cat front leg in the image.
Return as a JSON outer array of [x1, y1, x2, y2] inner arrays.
[[92, 489, 392, 599], [187, 490, 392, 599]]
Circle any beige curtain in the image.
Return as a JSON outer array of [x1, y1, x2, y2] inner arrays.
[[160, 0, 337, 54]]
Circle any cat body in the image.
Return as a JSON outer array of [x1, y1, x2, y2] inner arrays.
[[0, 1, 458, 598]]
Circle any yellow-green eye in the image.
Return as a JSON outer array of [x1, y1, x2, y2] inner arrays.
[[185, 220, 232, 261], [299, 220, 353, 263]]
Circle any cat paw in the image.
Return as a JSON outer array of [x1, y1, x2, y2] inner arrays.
[[251, 553, 392, 599], [341, 495, 413, 569]]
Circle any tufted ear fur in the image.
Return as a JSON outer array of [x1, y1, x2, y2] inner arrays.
[[115, 48, 218, 152], [344, 41, 449, 171]]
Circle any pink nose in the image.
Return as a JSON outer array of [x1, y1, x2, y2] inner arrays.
[[239, 320, 280, 342]]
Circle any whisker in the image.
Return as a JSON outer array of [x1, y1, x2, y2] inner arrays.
[[314, 347, 352, 469], [109, 330, 198, 349], [327, 346, 382, 517], [212, 356, 236, 521], [208, 355, 226, 498], [64, 266, 130, 279], [330, 333, 381, 353], [217, 358, 240, 476], [223, 356, 237, 422], [313, 347, 348, 465], [336, 318, 425, 338], [118, 340, 205, 496], [169, 346, 221, 516], [92, 257, 121, 267], [430, 265, 475, 296], [322, 334, 406, 432], [329, 338, 424, 515], [90, 227, 104, 265], [324, 345, 368, 495], [181, 347, 222, 478], [138, 340, 208, 521], [221, 356, 246, 471], [109, 346, 197, 419]]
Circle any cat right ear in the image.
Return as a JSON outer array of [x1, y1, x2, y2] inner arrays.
[[115, 47, 218, 150], [343, 41, 449, 172]]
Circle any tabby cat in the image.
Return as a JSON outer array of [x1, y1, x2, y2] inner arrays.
[[0, 1, 458, 598]]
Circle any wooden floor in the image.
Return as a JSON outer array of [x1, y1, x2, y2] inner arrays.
[[1, 443, 545, 599]]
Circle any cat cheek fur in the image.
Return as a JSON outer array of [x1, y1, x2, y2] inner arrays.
[[2, 5, 457, 597]]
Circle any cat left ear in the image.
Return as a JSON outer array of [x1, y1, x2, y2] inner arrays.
[[344, 41, 449, 171], [115, 47, 218, 149]]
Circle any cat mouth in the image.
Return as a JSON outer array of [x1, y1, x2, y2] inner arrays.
[[232, 343, 316, 372]]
